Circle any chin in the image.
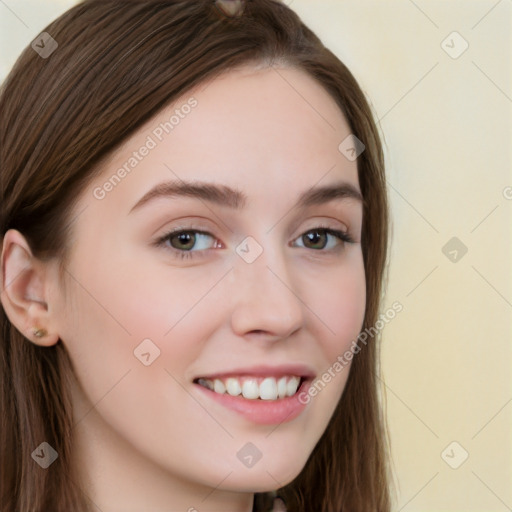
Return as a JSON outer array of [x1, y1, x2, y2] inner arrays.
[[217, 457, 308, 493]]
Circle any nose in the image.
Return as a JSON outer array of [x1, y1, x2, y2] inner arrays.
[[229, 242, 305, 342]]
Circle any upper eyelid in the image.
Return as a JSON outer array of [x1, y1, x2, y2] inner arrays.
[[158, 224, 349, 237], [156, 216, 351, 238]]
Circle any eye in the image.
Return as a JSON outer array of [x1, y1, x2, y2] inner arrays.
[[154, 229, 220, 259], [293, 227, 354, 251], [153, 226, 355, 261], [167, 230, 215, 251]]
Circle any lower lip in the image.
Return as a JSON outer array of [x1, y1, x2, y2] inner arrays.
[[194, 379, 311, 425]]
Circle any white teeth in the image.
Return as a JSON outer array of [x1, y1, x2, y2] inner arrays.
[[286, 376, 301, 396], [225, 378, 241, 396], [242, 379, 260, 400], [213, 379, 226, 394], [277, 376, 288, 399], [259, 377, 278, 400], [198, 375, 303, 400]]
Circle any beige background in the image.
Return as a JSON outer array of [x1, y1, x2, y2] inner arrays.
[[1, 1, 511, 510]]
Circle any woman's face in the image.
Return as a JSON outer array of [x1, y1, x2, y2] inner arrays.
[[55, 65, 365, 503]]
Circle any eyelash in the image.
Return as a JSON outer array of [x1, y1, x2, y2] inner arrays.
[[154, 225, 355, 261]]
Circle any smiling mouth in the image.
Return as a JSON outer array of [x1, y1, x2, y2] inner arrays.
[[193, 375, 306, 401]]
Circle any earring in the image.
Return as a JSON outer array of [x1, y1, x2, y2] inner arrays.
[[32, 327, 48, 338]]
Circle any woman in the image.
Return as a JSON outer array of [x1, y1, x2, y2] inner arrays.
[[0, 1, 391, 510]]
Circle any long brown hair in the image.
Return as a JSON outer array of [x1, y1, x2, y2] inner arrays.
[[0, 1, 390, 510]]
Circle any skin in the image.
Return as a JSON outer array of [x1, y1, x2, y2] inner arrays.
[[1, 65, 365, 512]]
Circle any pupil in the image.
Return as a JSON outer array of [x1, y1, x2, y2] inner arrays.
[[305, 230, 326, 249], [174, 232, 195, 250]]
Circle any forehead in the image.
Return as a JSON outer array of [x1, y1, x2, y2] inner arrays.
[[84, 65, 359, 216]]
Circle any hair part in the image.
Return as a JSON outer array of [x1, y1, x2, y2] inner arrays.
[[0, 1, 391, 510]]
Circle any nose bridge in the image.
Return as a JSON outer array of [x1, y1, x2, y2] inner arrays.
[[229, 234, 305, 338]]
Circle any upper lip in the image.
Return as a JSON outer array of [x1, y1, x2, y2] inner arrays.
[[193, 364, 316, 381]]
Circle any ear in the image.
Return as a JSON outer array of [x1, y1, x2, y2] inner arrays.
[[0, 229, 60, 347]]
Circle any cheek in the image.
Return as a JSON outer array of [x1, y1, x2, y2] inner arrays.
[[305, 250, 366, 361], [298, 249, 366, 396], [60, 254, 228, 395], [111, 261, 229, 366]]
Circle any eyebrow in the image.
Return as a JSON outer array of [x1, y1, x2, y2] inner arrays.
[[128, 179, 363, 214]]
